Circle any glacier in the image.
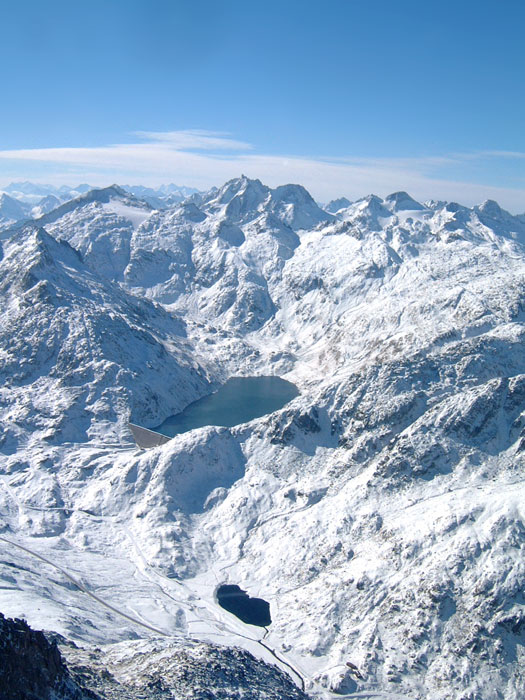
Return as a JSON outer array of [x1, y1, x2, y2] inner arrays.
[[0, 176, 524, 699]]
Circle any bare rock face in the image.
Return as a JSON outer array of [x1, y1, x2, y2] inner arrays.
[[0, 612, 93, 700]]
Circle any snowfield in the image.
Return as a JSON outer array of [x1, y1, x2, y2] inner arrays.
[[0, 177, 524, 699]]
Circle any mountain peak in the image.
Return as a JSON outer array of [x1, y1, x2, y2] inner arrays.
[[0, 192, 30, 224], [325, 196, 352, 213], [23, 225, 82, 262], [216, 175, 267, 202], [271, 183, 315, 204], [385, 191, 425, 211], [476, 199, 506, 218], [30, 185, 152, 228], [1, 174, 525, 700], [267, 183, 332, 230], [174, 201, 207, 223], [80, 184, 143, 205], [4, 181, 58, 197], [350, 194, 392, 218], [3, 225, 84, 288], [203, 176, 270, 219]]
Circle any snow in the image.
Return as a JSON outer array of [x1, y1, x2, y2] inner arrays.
[[101, 200, 152, 229], [0, 177, 524, 699], [0, 192, 30, 227]]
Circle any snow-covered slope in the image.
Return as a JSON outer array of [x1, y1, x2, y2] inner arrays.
[[0, 612, 308, 700], [0, 192, 30, 228], [26, 185, 155, 281], [0, 178, 524, 699], [0, 225, 209, 451], [31, 193, 63, 218], [324, 196, 352, 214]]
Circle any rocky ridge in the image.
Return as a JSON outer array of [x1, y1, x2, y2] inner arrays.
[[0, 612, 93, 700]]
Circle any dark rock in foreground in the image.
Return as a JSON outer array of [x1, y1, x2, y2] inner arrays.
[[0, 612, 94, 700]]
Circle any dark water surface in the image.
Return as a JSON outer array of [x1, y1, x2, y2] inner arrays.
[[155, 376, 299, 437], [216, 584, 271, 627]]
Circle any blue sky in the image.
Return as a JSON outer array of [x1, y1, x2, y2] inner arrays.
[[1, 0, 524, 210]]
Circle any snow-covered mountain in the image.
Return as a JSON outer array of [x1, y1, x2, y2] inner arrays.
[[0, 225, 209, 451], [0, 192, 31, 227], [30, 193, 63, 218], [0, 182, 97, 228], [0, 177, 524, 699], [19, 176, 332, 333], [26, 185, 155, 280], [324, 196, 352, 214]]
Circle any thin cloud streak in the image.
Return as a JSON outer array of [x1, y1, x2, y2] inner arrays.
[[133, 129, 253, 151], [466, 150, 525, 160], [0, 132, 523, 212]]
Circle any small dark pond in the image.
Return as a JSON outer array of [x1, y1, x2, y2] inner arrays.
[[154, 376, 299, 437], [216, 584, 271, 627]]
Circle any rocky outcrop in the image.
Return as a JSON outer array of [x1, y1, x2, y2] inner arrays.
[[63, 637, 310, 700], [0, 612, 93, 700]]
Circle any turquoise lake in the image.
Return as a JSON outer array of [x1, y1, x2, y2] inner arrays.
[[154, 376, 299, 437]]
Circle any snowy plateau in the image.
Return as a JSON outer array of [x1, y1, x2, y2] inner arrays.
[[0, 176, 524, 699]]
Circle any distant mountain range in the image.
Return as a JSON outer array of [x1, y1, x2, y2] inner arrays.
[[0, 181, 201, 227]]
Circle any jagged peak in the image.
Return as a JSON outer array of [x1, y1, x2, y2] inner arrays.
[[0, 192, 18, 203], [72, 183, 93, 193], [357, 194, 385, 206], [223, 174, 264, 191], [266, 184, 332, 231], [16, 225, 82, 263], [0, 226, 84, 293], [37, 193, 61, 205], [214, 175, 268, 204], [425, 199, 447, 210], [325, 196, 352, 213], [33, 225, 57, 244], [4, 181, 59, 196], [0, 192, 29, 215], [444, 201, 469, 213], [201, 176, 270, 221], [349, 194, 392, 219]]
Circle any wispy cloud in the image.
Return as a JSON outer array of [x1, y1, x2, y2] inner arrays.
[[466, 150, 525, 160], [0, 131, 523, 212], [133, 129, 253, 151]]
